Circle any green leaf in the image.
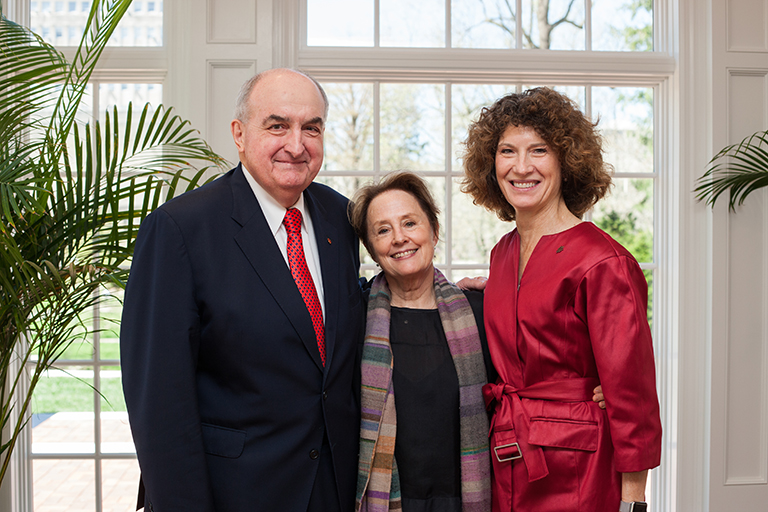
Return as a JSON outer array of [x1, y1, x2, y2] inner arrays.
[[695, 130, 768, 210]]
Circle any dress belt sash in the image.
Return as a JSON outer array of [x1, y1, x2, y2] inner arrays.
[[482, 377, 600, 482]]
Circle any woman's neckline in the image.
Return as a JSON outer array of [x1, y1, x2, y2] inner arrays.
[[391, 305, 438, 312], [517, 219, 588, 241]]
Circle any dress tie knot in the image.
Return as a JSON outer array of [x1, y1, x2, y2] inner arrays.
[[283, 208, 302, 234]]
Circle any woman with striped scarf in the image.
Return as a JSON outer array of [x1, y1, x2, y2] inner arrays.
[[348, 171, 495, 512]]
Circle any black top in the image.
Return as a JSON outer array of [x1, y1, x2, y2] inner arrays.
[[388, 290, 493, 512]]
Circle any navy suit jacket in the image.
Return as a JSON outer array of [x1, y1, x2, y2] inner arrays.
[[120, 165, 364, 511]]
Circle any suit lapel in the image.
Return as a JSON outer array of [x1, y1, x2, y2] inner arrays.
[[230, 166, 324, 371], [304, 189, 341, 373]]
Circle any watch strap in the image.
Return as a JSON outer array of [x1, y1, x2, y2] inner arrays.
[[619, 501, 648, 512]]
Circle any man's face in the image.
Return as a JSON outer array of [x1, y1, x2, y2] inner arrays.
[[231, 70, 326, 208]]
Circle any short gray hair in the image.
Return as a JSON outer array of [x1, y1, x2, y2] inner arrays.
[[233, 69, 329, 122]]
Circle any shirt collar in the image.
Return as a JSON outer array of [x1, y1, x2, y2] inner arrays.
[[240, 164, 308, 236]]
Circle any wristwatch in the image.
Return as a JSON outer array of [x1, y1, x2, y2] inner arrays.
[[619, 501, 648, 512]]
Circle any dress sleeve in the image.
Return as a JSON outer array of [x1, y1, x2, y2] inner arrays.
[[576, 255, 662, 473]]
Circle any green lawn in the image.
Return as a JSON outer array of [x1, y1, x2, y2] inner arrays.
[[32, 372, 126, 414]]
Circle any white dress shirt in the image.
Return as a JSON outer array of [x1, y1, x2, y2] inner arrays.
[[241, 165, 325, 320]]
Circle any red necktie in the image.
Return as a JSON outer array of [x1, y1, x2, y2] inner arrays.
[[283, 208, 326, 366]]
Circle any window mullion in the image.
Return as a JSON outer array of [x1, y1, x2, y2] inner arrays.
[[93, 294, 103, 512], [445, 0, 451, 48], [585, 0, 592, 51], [374, 81, 381, 178], [444, 81, 453, 278]]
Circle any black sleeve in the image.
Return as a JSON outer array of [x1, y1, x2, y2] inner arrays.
[[463, 290, 498, 384]]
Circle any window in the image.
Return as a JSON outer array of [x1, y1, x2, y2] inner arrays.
[[306, 0, 653, 51], [304, 0, 659, 282], [30, 0, 164, 46], [300, 0, 671, 507], [13, 1, 167, 509], [29, 82, 162, 512]]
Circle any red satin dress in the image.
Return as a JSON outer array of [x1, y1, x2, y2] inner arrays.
[[483, 222, 662, 512]]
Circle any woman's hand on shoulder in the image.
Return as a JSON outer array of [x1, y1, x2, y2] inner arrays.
[[457, 276, 488, 291]]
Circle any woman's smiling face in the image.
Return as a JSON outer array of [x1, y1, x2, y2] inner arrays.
[[495, 124, 565, 218], [366, 189, 438, 286]]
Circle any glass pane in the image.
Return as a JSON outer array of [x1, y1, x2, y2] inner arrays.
[[360, 266, 379, 281], [102, 459, 142, 511], [592, 0, 653, 51], [380, 84, 445, 171], [381, 0, 445, 47], [592, 86, 654, 175], [451, 178, 513, 264], [100, 370, 133, 454], [322, 83, 375, 171], [99, 83, 163, 128], [28, 84, 94, 155], [452, 0, 516, 49], [521, 0, 585, 50], [452, 84, 515, 170], [644, 268, 654, 327], [30, 0, 163, 47], [591, 178, 654, 264], [34, 459, 96, 512], [314, 175, 373, 204], [52, 301, 96, 361], [522, 84, 586, 111], [99, 288, 122, 362], [424, 176, 447, 265], [32, 367, 95, 454], [443, 267, 490, 284], [307, 0, 374, 46]]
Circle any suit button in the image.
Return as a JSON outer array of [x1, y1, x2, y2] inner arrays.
[[322, 391, 328, 400], [309, 449, 320, 460]]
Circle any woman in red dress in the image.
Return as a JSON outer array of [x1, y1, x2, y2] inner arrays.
[[461, 88, 662, 512]]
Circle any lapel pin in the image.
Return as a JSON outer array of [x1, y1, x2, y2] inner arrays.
[[556, 246, 564, 253], [327, 237, 332, 245]]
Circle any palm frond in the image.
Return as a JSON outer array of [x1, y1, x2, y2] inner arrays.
[[695, 130, 768, 210], [0, 1, 227, 484], [0, 16, 68, 223], [46, 0, 132, 173]]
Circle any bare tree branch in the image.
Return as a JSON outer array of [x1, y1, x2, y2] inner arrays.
[[549, 0, 584, 31]]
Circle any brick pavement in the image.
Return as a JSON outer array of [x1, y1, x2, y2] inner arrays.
[[32, 413, 140, 512]]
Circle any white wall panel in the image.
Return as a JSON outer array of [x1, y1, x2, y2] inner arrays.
[[207, 60, 257, 162], [208, 0, 257, 44], [724, 195, 768, 484], [723, 71, 768, 485], [727, 0, 768, 51]]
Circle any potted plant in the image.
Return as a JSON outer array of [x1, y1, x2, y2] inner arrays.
[[695, 130, 768, 209], [0, 0, 227, 486]]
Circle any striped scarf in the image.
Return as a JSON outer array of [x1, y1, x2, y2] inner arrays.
[[356, 267, 492, 512]]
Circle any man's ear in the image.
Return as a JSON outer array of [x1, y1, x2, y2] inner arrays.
[[231, 119, 245, 152]]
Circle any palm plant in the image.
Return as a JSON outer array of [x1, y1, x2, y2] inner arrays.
[[695, 130, 768, 209], [0, 0, 227, 485]]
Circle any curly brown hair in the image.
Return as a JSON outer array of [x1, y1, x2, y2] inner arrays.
[[348, 171, 440, 257], [461, 87, 613, 221]]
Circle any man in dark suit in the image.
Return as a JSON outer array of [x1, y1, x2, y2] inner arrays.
[[120, 68, 364, 512]]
